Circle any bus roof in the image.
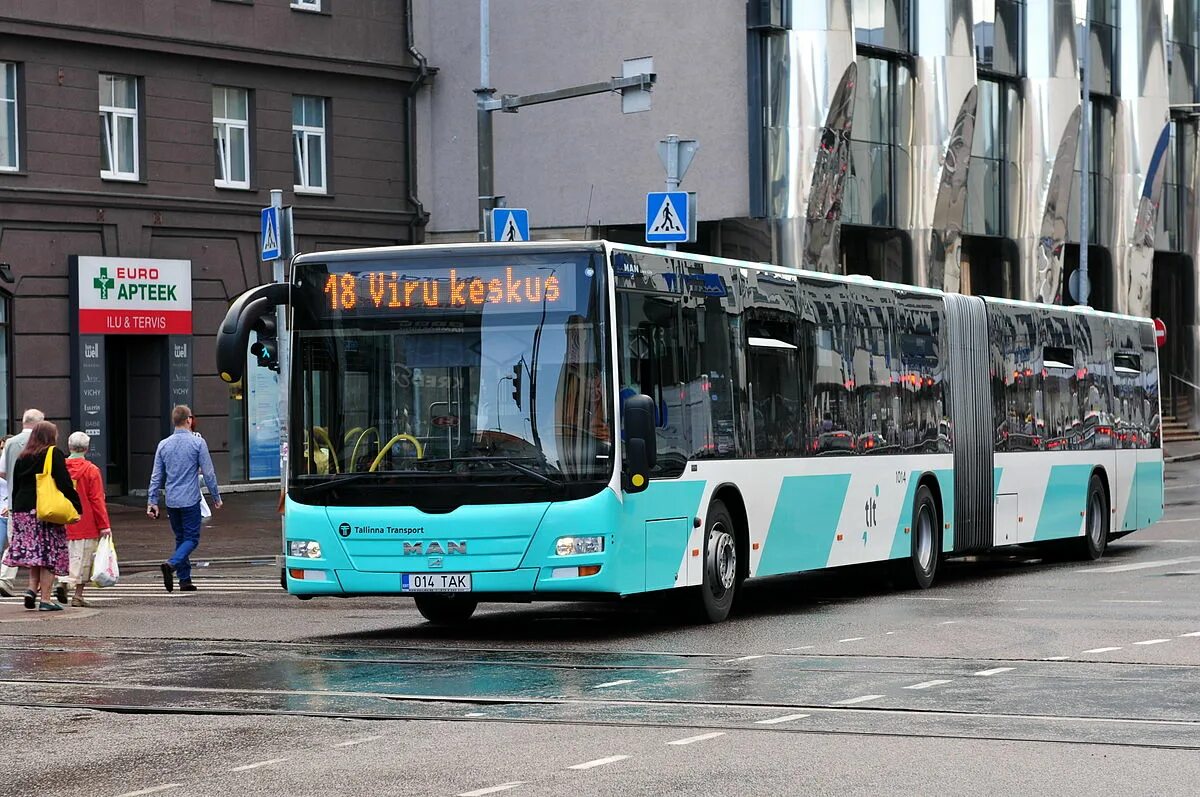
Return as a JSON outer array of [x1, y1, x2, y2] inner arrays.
[[291, 240, 1153, 326]]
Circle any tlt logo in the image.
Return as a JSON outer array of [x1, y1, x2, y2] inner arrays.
[[864, 484, 880, 528]]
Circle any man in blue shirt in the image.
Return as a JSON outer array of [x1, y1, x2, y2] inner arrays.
[[147, 405, 223, 592]]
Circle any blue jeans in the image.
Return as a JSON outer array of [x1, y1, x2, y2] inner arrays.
[[166, 503, 202, 583]]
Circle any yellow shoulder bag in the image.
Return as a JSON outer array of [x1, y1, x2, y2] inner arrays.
[[37, 449, 80, 525]]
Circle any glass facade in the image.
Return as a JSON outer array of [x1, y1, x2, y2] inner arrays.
[[845, 57, 900, 228], [853, 0, 911, 52]]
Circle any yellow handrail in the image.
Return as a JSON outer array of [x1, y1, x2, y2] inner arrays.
[[369, 434, 425, 471], [312, 426, 339, 474], [350, 427, 379, 472]]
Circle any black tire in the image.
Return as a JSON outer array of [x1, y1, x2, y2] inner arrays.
[[414, 594, 478, 625], [1076, 473, 1109, 561], [694, 499, 740, 623], [897, 484, 940, 589]]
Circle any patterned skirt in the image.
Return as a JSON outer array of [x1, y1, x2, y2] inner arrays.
[[2, 511, 69, 576]]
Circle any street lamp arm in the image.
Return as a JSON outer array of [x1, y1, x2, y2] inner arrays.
[[481, 73, 656, 113]]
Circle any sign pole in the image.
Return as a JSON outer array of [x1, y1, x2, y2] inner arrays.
[[663, 134, 680, 251], [270, 189, 291, 508]]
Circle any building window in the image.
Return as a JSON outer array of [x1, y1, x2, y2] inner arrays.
[[845, 57, 901, 227], [99, 73, 139, 181], [291, 0, 321, 11], [853, 0, 911, 53], [1, 63, 17, 171], [292, 95, 327, 193], [0, 293, 9, 434], [213, 86, 250, 189], [1085, 0, 1118, 96], [965, 78, 1018, 237], [975, 0, 1024, 76]]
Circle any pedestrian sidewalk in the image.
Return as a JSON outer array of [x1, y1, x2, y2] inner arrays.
[[105, 491, 281, 565], [1165, 440, 1200, 463]]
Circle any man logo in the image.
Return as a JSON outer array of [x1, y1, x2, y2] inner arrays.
[[338, 523, 352, 537]]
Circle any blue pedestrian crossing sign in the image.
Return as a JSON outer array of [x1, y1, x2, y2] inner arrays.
[[491, 208, 530, 242], [260, 206, 281, 261], [645, 191, 690, 243]]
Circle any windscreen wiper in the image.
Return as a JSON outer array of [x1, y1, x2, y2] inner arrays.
[[408, 455, 565, 487], [292, 473, 372, 495]]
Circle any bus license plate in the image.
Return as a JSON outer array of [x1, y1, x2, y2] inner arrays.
[[402, 573, 472, 592]]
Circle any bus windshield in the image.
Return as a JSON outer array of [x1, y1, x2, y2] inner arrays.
[[289, 250, 612, 507]]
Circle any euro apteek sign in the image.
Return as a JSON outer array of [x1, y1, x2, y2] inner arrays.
[[75, 256, 192, 335]]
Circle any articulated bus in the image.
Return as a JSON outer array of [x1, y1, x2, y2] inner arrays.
[[216, 241, 1164, 624]]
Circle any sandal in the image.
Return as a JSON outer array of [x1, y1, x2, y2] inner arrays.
[[70, 597, 91, 608], [23, 590, 36, 610], [37, 602, 63, 612]]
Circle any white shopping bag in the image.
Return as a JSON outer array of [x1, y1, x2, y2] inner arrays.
[[199, 475, 211, 518], [91, 536, 120, 588]]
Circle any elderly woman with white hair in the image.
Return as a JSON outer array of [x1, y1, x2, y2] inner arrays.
[[55, 431, 111, 607]]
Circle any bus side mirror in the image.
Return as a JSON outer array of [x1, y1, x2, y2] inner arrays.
[[623, 394, 657, 493]]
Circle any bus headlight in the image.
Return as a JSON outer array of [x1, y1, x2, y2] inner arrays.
[[288, 540, 323, 559], [555, 536, 605, 556]]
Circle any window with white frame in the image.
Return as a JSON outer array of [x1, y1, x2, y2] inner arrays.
[[291, 0, 321, 11], [1, 63, 18, 171], [292, 95, 327, 193], [213, 86, 250, 189], [99, 73, 139, 180]]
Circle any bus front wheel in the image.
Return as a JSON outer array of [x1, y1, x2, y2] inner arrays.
[[694, 499, 739, 623], [414, 594, 478, 625], [897, 484, 940, 590]]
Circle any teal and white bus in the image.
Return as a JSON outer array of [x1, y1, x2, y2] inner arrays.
[[216, 241, 1164, 624]]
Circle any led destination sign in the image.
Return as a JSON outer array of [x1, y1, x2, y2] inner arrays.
[[321, 264, 577, 315]]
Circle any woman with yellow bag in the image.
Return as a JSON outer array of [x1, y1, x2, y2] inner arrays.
[[3, 421, 81, 611]]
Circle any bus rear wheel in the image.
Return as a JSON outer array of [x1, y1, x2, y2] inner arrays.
[[694, 499, 739, 623], [897, 484, 940, 590], [1076, 473, 1109, 561], [414, 594, 478, 625]]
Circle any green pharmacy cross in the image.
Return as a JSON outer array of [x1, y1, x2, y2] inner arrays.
[[93, 267, 115, 300]]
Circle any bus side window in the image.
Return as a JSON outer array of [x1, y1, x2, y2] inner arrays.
[[746, 315, 801, 457], [616, 290, 690, 477]]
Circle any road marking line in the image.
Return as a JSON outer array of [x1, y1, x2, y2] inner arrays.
[[115, 786, 183, 797], [1164, 483, 1200, 490], [974, 667, 1015, 677], [899, 596, 954, 601], [1133, 639, 1171, 646], [593, 679, 635, 688], [938, 621, 958, 625], [1044, 656, 1071, 660], [668, 732, 725, 745], [228, 758, 288, 772], [885, 631, 897, 635], [657, 668, 688, 675], [835, 694, 883, 705], [755, 713, 810, 725], [724, 655, 764, 662], [1083, 647, 1123, 653], [458, 783, 526, 797], [1079, 556, 1200, 573], [464, 712, 486, 717], [903, 679, 952, 690], [333, 735, 382, 747], [1101, 600, 1162, 604], [838, 637, 865, 643], [568, 756, 629, 770], [783, 646, 814, 651], [1180, 632, 1200, 638], [1152, 518, 1200, 525]]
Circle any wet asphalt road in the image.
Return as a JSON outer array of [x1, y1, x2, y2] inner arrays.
[[3, 462, 1200, 796]]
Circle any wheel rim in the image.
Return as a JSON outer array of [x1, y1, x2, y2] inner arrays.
[[707, 522, 737, 598], [1088, 491, 1104, 547], [915, 503, 934, 572]]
